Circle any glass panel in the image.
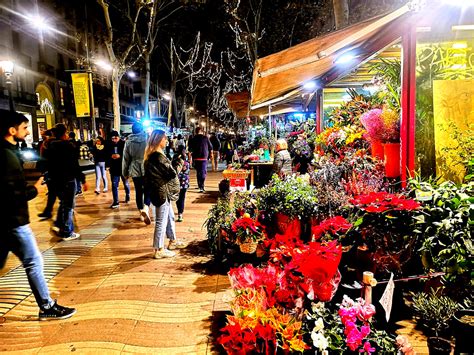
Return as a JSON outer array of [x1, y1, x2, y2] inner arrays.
[[415, 5, 474, 182]]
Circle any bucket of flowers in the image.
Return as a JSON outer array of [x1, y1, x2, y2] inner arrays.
[[231, 216, 266, 254]]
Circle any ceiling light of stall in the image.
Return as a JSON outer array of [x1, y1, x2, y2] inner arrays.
[[303, 80, 318, 90], [335, 53, 357, 65], [452, 42, 468, 49], [452, 24, 474, 31]]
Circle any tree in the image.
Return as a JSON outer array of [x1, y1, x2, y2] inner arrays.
[[97, 0, 153, 130], [332, 0, 349, 30]]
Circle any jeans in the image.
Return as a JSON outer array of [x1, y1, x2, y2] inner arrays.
[[176, 188, 187, 214], [0, 225, 54, 310], [153, 200, 176, 249], [194, 160, 207, 190], [55, 180, 76, 237], [132, 176, 150, 210], [111, 175, 130, 204], [42, 180, 57, 215], [75, 178, 82, 194], [95, 162, 108, 192]]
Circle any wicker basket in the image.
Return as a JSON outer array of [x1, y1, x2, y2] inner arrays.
[[222, 169, 250, 179], [239, 241, 258, 254]]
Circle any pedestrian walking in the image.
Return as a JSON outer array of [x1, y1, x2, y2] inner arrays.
[[144, 130, 186, 259], [176, 134, 185, 149], [223, 135, 236, 165], [46, 123, 88, 241], [69, 132, 83, 196], [209, 132, 221, 172], [108, 131, 130, 209], [0, 110, 76, 319], [123, 123, 151, 224], [91, 136, 108, 194], [37, 129, 57, 219], [172, 145, 190, 222], [188, 127, 213, 192]]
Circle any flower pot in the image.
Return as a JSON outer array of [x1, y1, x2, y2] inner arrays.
[[239, 241, 258, 254], [427, 337, 451, 355], [275, 212, 301, 236], [370, 140, 384, 160], [383, 142, 401, 178], [453, 309, 474, 354]]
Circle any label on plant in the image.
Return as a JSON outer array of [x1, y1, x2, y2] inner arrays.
[[379, 273, 395, 322], [230, 178, 246, 192]]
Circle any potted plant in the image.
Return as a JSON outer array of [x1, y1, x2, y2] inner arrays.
[[411, 289, 459, 354], [453, 309, 474, 354], [257, 175, 318, 234], [231, 216, 266, 254]]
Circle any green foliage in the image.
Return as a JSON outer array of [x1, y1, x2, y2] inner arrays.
[[204, 197, 235, 255], [410, 179, 474, 298], [256, 175, 318, 219], [368, 58, 401, 111], [411, 289, 460, 335]]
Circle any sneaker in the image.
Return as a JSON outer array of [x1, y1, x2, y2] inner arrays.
[[168, 240, 186, 250], [110, 203, 119, 209], [103, 189, 108, 193], [141, 206, 151, 225], [177, 214, 183, 222], [139, 213, 145, 222], [50, 226, 61, 235], [94, 190, 100, 195], [153, 248, 176, 259], [75, 191, 83, 197], [38, 212, 52, 219], [199, 189, 204, 193], [39, 301, 76, 321], [62, 232, 80, 241], [125, 195, 130, 203]]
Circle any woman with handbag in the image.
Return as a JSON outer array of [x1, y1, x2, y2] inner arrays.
[[144, 130, 186, 259]]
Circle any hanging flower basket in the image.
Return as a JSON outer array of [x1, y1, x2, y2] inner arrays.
[[383, 142, 401, 178], [239, 241, 258, 254]]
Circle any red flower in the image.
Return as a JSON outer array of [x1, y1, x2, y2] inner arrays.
[[350, 192, 420, 213], [312, 216, 352, 241]]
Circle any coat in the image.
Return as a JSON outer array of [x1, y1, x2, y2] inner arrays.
[[188, 134, 213, 160], [108, 140, 125, 176], [122, 132, 147, 178], [144, 151, 181, 207], [272, 149, 292, 177], [0, 139, 38, 229]]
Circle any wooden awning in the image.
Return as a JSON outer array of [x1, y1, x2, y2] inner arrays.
[[250, 4, 415, 108], [226, 91, 298, 118]]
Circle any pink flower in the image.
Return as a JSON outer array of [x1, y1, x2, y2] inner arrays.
[[360, 341, 376, 353]]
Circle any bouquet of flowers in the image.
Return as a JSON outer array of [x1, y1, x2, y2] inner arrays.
[[231, 216, 266, 246], [360, 108, 400, 143]]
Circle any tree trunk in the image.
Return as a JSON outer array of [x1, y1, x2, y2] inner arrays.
[[167, 83, 176, 128], [144, 52, 151, 119], [333, 0, 349, 30], [112, 70, 122, 131]]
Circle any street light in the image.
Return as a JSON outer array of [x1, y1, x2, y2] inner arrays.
[[0, 60, 15, 111]]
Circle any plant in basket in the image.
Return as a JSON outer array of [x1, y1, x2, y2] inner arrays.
[[231, 216, 266, 253], [345, 191, 422, 277]]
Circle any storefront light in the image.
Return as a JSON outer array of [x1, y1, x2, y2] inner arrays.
[[452, 24, 474, 31], [452, 42, 468, 49]]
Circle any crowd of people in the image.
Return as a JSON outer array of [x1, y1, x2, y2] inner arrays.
[[0, 109, 230, 321]]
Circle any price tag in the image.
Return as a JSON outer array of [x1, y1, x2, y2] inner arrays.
[[379, 272, 395, 322], [230, 178, 246, 192]]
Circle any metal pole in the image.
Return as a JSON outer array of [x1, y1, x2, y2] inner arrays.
[[7, 82, 14, 111]]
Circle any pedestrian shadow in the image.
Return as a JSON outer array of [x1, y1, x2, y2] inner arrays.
[[191, 191, 219, 204], [206, 311, 231, 354]]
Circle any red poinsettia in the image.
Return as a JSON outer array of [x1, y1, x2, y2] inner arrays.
[[231, 217, 266, 244], [311, 216, 353, 241], [350, 191, 420, 213]]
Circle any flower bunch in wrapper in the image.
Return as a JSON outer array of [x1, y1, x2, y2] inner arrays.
[[360, 108, 400, 143]]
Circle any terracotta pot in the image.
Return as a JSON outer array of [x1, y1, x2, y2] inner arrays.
[[370, 140, 384, 160], [383, 142, 401, 178]]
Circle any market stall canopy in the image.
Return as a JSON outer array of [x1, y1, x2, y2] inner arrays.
[[250, 4, 416, 109], [226, 91, 298, 118]]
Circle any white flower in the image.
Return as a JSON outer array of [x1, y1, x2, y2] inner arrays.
[[313, 318, 324, 333], [311, 331, 328, 351]]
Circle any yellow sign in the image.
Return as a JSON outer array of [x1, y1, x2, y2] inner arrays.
[[433, 80, 474, 183], [71, 73, 91, 117]]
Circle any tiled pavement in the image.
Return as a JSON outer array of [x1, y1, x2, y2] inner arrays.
[[0, 167, 230, 354], [0, 166, 429, 354]]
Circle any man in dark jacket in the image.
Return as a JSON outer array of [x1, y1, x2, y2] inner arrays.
[[188, 127, 213, 192], [0, 109, 76, 320], [108, 131, 130, 209], [123, 123, 151, 224], [46, 124, 88, 240]]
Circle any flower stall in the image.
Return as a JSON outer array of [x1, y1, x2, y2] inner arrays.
[[210, 2, 473, 353]]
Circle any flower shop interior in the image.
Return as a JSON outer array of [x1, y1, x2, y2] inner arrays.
[[212, 2, 473, 354]]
